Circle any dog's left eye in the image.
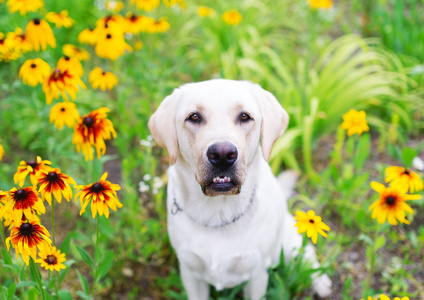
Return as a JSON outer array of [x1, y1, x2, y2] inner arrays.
[[239, 112, 252, 122]]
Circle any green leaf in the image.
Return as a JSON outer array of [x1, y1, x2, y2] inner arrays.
[[96, 250, 114, 282], [2, 248, 12, 266], [19, 263, 27, 281], [16, 281, 38, 288], [358, 234, 373, 246], [76, 270, 90, 295], [374, 235, 386, 251], [59, 234, 72, 255], [7, 283, 16, 300], [353, 134, 370, 171], [58, 290, 73, 300], [76, 291, 93, 299], [401, 147, 417, 168], [76, 246, 95, 269]]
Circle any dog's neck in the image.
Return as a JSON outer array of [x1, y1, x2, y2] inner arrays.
[[172, 150, 263, 228]]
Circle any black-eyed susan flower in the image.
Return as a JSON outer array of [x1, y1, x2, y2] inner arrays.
[[42, 68, 86, 104], [7, 27, 33, 53], [124, 13, 151, 33], [36, 168, 76, 205], [19, 58, 51, 87], [6, 0, 44, 15], [309, 0, 333, 9], [1, 187, 46, 223], [25, 18, 56, 51], [148, 18, 170, 33], [380, 296, 409, 300], [78, 28, 98, 45], [45, 10, 74, 28], [385, 166, 423, 193], [49, 102, 80, 130], [95, 29, 132, 60], [294, 210, 330, 244], [197, 6, 215, 17], [36, 246, 66, 271], [63, 44, 90, 61], [340, 109, 369, 136], [14, 156, 52, 187], [5, 219, 51, 265], [369, 182, 421, 225], [57, 56, 84, 77], [75, 172, 122, 218], [0, 33, 20, 62], [96, 15, 126, 33], [89, 67, 118, 91], [72, 108, 117, 160], [131, 0, 160, 11], [222, 9, 242, 26], [0, 137, 4, 161], [105, 0, 124, 12]]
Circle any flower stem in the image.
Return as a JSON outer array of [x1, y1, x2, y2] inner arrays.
[[30, 257, 45, 300], [0, 222, 19, 283], [51, 200, 55, 246], [91, 215, 100, 297]]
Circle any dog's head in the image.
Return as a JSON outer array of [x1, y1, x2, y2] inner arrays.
[[148, 80, 288, 196]]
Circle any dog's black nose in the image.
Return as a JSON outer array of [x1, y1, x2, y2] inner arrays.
[[207, 142, 238, 170]]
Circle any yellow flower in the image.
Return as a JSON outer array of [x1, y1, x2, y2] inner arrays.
[[96, 15, 126, 34], [380, 295, 409, 300], [19, 59, 51, 87], [309, 0, 333, 9], [105, 0, 124, 12], [57, 56, 84, 77], [25, 18, 56, 51], [222, 9, 242, 26], [148, 18, 170, 33], [78, 28, 98, 45], [5, 219, 51, 265], [369, 181, 421, 225], [7, 0, 44, 15], [42, 68, 86, 104], [340, 109, 369, 136], [294, 210, 330, 244], [45, 10, 74, 28], [131, 0, 160, 11], [385, 166, 423, 193], [49, 102, 80, 130], [1, 191, 15, 229], [362, 297, 377, 300], [89, 67, 118, 91], [72, 108, 117, 160], [0, 33, 21, 62], [124, 13, 151, 33], [36, 246, 66, 271], [1, 187, 46, 223], [197, 6, 215, 17], [36, 168, 77, 205], [7, 27, 33, 53], [95, 29, 132, 60], [14, 156, 52, 187], [75, 172, 122, 218], [0, 137, 4, 161], [63, 44, 90, 61]]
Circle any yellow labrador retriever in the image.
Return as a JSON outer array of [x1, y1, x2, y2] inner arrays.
[[148, 79, 331, 299]]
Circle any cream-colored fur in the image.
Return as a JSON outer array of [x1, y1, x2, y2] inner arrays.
[[148, 79, 331, 299]]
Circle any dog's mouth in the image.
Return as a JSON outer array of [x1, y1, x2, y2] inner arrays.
[[202, 175, 241, 196]]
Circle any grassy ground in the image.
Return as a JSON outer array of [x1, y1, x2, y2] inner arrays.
[[1, 0, 424, 299]]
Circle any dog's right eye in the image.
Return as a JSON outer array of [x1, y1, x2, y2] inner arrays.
[[187, 113, 202, 123]]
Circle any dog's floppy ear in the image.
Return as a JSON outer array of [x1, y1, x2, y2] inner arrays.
[[148, 89, 181, 165], [254, 84, 289, 162]]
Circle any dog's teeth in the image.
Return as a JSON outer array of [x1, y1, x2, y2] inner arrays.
[[213, 176, 231, 183]]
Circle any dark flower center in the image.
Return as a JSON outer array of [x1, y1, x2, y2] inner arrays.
[[89, 27, 94, 31], [91, 183, 104, 193], [130, 14, 137, 20], [385, 195, 396, 206], [30, 63, 37, 68], [19, 223, 34, 236], [33, 19, 41, 25], [60, 107, 66, 112], [309, 219, 315, 224], [102, 71, 106, 75], [64, 56, 70, 61], [52, 69, 62, 79], [106, 34, 112, 39], [46, 255, 57, 265], [15, 189, 28, 201], [27, 160, 38, 169], [47, 172, 59, 183], [404, 169, 410, 175], [83, 116, 95, 128], [104, 23, 109, 28]]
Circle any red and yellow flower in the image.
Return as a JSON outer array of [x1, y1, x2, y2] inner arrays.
[[42, 68, 86, 104], [1, 187, 46, 223], [36, 246, 66, 271], [5, 219, 51, 265], [124, 13, 151, 33], [36, 168, 77, 205], [75, 172, 122, 218], [72, 108, 117, 160], [14, 156, 52, 187], [57, 56, 84, 77]]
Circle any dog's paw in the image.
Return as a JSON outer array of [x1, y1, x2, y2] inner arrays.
[[312, 274, 332, 298]]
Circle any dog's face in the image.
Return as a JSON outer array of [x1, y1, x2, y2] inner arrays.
[[148, 80, 289, 196]]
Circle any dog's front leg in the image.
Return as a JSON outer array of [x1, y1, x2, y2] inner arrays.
[[242, 269, 268, 300], [180, 265, 210, 300]]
